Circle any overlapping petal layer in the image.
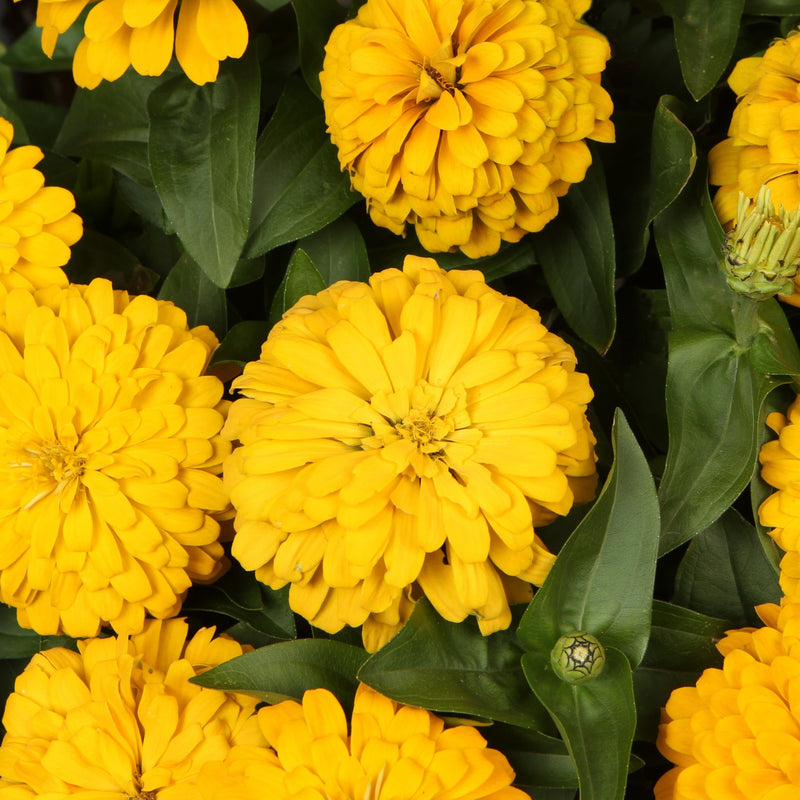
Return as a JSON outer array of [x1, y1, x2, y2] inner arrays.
[[190, 684, 531, 800], [655, 601, 800, 800], [16, 0, 248, 87], [320, 0, 614, 258], [758, 395, 800, 598], [0, 618, 266, 799], [223, 255, 597, 651], [709, 28, 800, 306], [0, 117, 82, 290], [0, 278, 231, 637]]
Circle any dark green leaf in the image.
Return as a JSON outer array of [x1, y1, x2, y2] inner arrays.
[[157, 253, 228, 338], [291, 0, 346, 97], [487, 725, 577, 790], [255, 0, 290, 8], [57, 71, 169, 186], [0, 606, 76, 659], [246, 76, 357, 257], [744, 0, 800, 13], [210, 320, 272, 367], [0, 20, 83, 73], [534, 158, 616, 353], [521, 647, 635, 800], [673, 508, 781, 627], [662, 0, 745, 100], [148, 55, 260, 288], [283, 248, 327, 310], [298, 216, 370, 284], [518, 411, 660, 669], [655, 176, 796, 554], [649, 96, 697, 220], [358, 598, 553, 731], [191, 639, 367, 711]]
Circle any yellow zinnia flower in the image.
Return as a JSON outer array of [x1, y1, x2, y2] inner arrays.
[[709, 28, 800, 306], [0, 278, 231, 637], [759, 395, 800, 599], [0, 618, 266, 799], [320, 0, 614, 258], [655, 601, 800, 799], [223, 255, 597, 651], [0, 118, 82, 290], [17, 0, 248, 87], [191, 684, 531, 800]]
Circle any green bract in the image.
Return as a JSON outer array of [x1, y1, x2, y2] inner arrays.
[[550, 632, 606, 683]]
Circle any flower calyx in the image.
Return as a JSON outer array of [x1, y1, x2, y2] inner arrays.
[[550, 631, 606, 684], [722, 185, 800, 298]]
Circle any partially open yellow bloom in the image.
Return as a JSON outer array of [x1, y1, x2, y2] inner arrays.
[[0, 618, 266, 799], [709, 28, 800, 306], [0, 118, 82, 290], [223, 255, 597, 651], [758, 395, 800, 598], [655, 601, 800, 799], [320, 0, 614, 258], [194, 684, 530, 800], [0, 278, 231, 637], [17, 0, 248, 87]]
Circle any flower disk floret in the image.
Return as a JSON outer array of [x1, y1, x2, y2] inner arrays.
[[0, 118, 82, 290], [223, 255, 597, 651], [320, 0, 614, 258], [655, 601, 800, 800], [194, 684, 532, 800], [0, 618, 266, 799], [16, 0, 248, 87], [0, 278, 232, 637]]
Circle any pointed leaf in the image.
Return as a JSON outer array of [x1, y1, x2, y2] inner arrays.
[[292, 0, 346, 96], [148, 54, 260, 287], [298, 216, 370, 284], [210, 320, 272, 368]]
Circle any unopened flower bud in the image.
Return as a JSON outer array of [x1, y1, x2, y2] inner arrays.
[[550, 632, 606, 683], [722, 185, 800, 298]]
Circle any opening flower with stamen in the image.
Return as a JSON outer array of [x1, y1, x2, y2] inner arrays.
[[655, 600, 800, 799], [0, 117, 82, 290], [15, 0, 248, 87], [320, 0, 614, 258], [0, 278, 231, 637], [0, 618, 267, 799], [194, 684, 532, 800], [223, 254, 597, 651]]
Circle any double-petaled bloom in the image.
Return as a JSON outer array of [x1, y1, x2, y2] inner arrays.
[[17, 0, 248, 87], [0, 619, 266, 799], [656, 601, 800, 799], [189, 684, 532, 800], [710, 27, 800, 306], [320, 0, 614, 258], [223, 255, 597, 651], [758, 395, 800, 599], [0, 278, 231, 637], [0, 118, 82, 290]]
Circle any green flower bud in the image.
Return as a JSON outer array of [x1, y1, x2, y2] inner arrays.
[[550, 632, 606, 684], [721, 184, 800, 298]]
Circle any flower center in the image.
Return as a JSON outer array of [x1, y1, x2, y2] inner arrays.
[[8, 438, 87, 508], [35, 441, 87, 483], [395, 409, 453, 455]]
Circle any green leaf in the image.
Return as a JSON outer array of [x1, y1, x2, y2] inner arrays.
[[291, 0, 346, 97], [649, 96, 697, 221], [488, 725, 578, 790], [183, 565, 296, 641], [0, 20, 84, 73], [210, 320, 272, 367], [298, 216, 370, 284], [157, 253, 227, 338], [662, 0, 745, 100], [246, 76, 357, 257], [673, 508, 781, 627], [148, 55, 260, 288], [57, 71, 169, 186], [744, 0, 800, 14], [357, 598, 553, 732], [283, 248, 327, 310], [191, 639, 367, 711], [521, 647, 635, 800], [0, 606, 76, 659], [533, 157, 616, 353], [518, 410, 660, 669], [654, 175, 797, 554]]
